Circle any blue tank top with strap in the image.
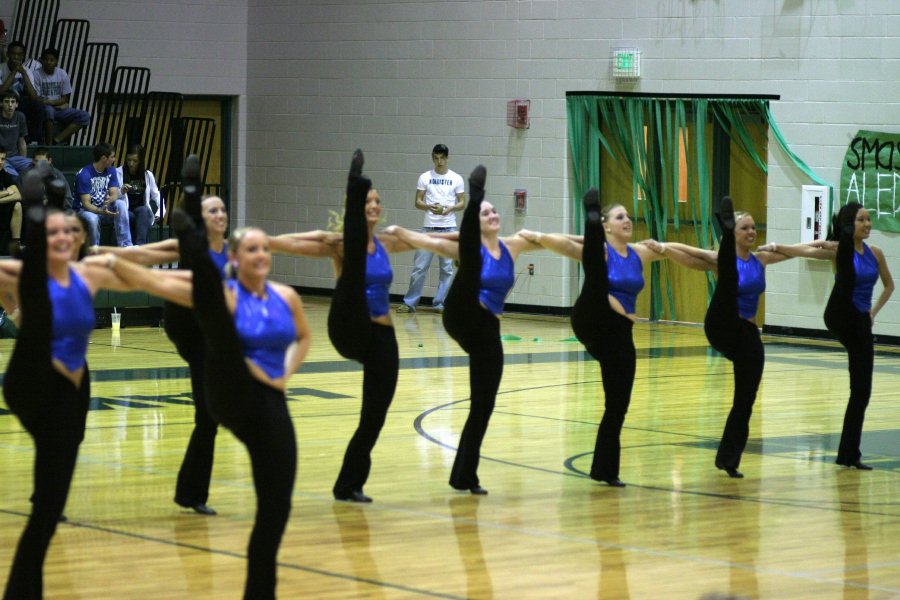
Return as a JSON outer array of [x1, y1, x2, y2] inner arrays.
[[736, 253, 766, 320], [209, 243, 229, 279], [228, 280, 296, 379], [479, 241, 515, 315], [366, 237, 393, 318], [852, 243, 879, 313], [606, 243, 644, 314], [50, 268, 96, 371]]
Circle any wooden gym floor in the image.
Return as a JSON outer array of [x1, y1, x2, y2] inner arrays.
[[1, 297, 898, 599]]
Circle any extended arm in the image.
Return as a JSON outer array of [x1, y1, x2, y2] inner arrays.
[[91, 238, 180, 265], [90, 254, 193, 306], [517, 230, 583, 261], [756, 241, 835, 261], [382, 225, 459, 259], [640, 240, 715, 271], [270, 231, 341, 259]]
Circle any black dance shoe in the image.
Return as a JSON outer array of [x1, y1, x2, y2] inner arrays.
[[175, 498, 218, 515], [591, 473, 626, 487], [837, 460, 873, 471], [716, 462, 744, 479], [716, 195, 735, 232], [468, 165, 487, 204], [334, 490, 373, 503], [583, 187, 601, 226], [469, 486, 488, 495]]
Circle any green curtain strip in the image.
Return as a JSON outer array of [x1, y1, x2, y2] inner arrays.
[[566, 95, 829, 318]]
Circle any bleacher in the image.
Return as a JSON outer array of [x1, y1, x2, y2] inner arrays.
[[8, 0, 219, 327]]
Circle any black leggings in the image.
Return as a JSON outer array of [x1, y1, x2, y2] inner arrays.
[[441, 186, 504, 489], [327, 164, 399, 496], [164, 302, 218, 506], [178, 222, 296, 600], [824, 232, 873, 464], [570, 204, 636, 483], [3, 214, 91, 600], [332, 323, 399, 496], [703, 227, 765, 470]]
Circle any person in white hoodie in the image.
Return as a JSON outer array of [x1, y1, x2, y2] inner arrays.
[[116, 143, 159, 245]]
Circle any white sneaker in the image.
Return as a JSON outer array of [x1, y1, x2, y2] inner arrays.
[[396, 304, 415, 314]]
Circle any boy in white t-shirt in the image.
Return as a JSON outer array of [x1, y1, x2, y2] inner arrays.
[[397, 144, 466, 313]]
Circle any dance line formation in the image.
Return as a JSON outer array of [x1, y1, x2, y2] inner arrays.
[[0, 148, 892, 598]]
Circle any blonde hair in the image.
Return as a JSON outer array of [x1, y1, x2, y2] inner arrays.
[[225, 226, 266, 278], [327, 188, 382, 232], [734, 210, 753, 224]]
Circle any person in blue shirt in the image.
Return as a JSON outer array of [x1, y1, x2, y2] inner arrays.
[[519, 192, 708, 487], [73, 142, 131, 247], [271, 150, 424, 503], [1, 179, 134, 598], [95, 162, 312, 599], [655, 198, 814, 478], [763, 202, 894, 470], [385, 166, 542, 495]]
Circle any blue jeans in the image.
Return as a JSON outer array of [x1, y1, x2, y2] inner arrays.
[[402, 226, 456, 309], [129, 206, 155, 245], [80, 199, 133, 246], [4, 156, 32, 177]]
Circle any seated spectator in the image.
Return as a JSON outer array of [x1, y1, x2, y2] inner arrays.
[[0, 91, 30, 175], [115, 144, 157, 245], [0, 149, 22, 250], [74, 142, 131, 246], [33, 148, 73, 209], [0, 41, 45, 144], [32, 48, 91, 145]]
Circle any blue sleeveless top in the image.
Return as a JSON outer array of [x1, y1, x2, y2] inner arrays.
[[228, 281, 296, 379], [479, 242, 515, 315], [50, 268, 95, 371], [736, 253, 766, 320], [365, 238, 393, 318], [209, 243, 229, 279], [852, 243, 879, 313], [607, 243, 644, 314]]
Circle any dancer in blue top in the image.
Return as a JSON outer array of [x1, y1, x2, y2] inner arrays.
[[89, 195, 231, 515], [386, 166, 542, 495], [764, 202, 893, 470], [518, 194, 695, 486], [654, 198, 814, 477], [1, 176, 134, 599], [95, 161, 312, 599], [272, 150, 412, 503]]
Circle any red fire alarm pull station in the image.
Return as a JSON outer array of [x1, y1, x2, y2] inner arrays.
[[506, 99, 530, 129], [514, 189, 527, 214]]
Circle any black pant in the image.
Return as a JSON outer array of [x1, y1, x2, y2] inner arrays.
[[165, 302, 218, 507], [179, 221, 296, 600], [327, 165, 399, 496], [3, 212, 91, 600], [835, 311, 873, 465], [441, 192, 504, 489], [823, 229, 873, 465], [332, 323, 399, 496], [703, 227, 765, 470], [570, 201, 636, 482]]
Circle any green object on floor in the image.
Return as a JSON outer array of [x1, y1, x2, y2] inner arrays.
[[561, 336, 579, 342], [500, 334, 521, 341]]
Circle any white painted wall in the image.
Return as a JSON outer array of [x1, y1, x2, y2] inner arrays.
[[8, 0, 900, 334]]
